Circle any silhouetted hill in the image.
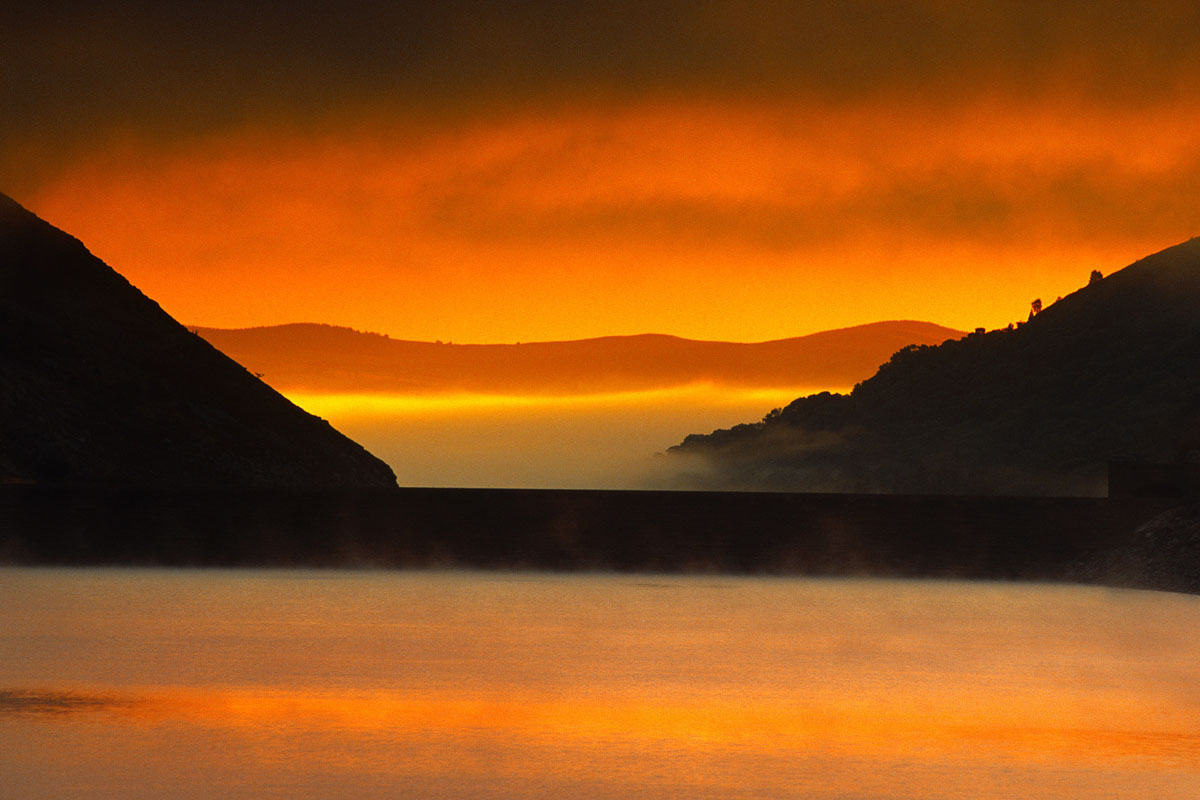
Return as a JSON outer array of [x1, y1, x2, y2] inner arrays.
[[195, 321, 962, 395], [668, 238, 1200, 496], [0, 193, 396, 487]]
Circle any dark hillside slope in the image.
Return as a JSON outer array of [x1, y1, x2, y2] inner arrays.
[[0, 193, 396, 487], [670, 238, 1200, 495]]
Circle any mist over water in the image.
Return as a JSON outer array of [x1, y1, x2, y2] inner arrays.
[[2, 568, 1199, 799], [297, 385, 813, 488]]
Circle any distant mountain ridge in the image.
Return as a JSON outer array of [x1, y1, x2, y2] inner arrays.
[[668, 237, 1200, 496], [195, 321, 963, 396], [0, 193, 396, 487]]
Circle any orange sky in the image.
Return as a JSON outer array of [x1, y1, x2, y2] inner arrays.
[[7, 2, 1200, 343], [19, 97, 1200, 342]]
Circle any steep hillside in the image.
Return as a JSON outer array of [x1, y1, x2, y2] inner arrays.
[[0, 193, 396, 487], [669, 239, 1200, 496]]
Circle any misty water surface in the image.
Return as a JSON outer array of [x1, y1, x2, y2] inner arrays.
[[2, 568, 1199, 799], [298, 385, 810, 488]]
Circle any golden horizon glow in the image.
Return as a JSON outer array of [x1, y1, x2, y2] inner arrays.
[[286, 385, 816, 488], [285, 384, 841, 417]]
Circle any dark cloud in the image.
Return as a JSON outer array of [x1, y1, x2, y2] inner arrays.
[[8, 1, 1200, 106], [6, 0, 1200, 191]]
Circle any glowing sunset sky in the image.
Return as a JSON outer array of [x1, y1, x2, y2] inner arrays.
[[6, 1, 1200, 343]]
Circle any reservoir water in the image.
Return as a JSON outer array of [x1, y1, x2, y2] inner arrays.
[[2, 568, 1198, 799]]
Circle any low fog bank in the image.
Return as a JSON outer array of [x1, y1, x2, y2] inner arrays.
[[654, 415, 1110, 497], [301, 385, 813, 489]]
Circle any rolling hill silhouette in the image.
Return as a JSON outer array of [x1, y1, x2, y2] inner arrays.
[[0, 193, 396, 487], [195, 321, 962, 396], [669, 238, 1200, 496]]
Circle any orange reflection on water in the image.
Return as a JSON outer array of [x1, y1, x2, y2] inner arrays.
[[5, 573, 1200, 798], [56, 681, 1195, 772]]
